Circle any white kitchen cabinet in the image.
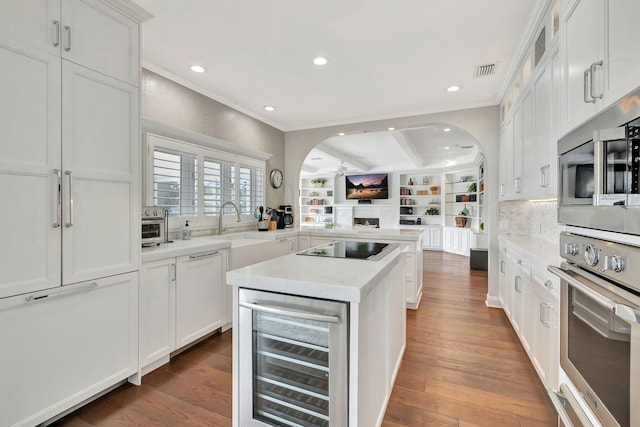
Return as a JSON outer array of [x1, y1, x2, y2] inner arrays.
[[0, 0, 146, 299], [0, 0, 142, 86], [139, 258, 176, 372], [506, 253, 532, 353], [499, 117, 514, 200], [530, 264, 560, 390], [533, 48, 559, 195], [442, 226, 470, 256], [271, 236, 297, 257], [176, 249, 227, 348], [560, 0, 640, 133], [512, 102, 524, 196], [498, 248, 508, 307], [0, 272, 138, 427], [61, 61, 139, 285], [0, 39, 61, 299], [298, 234, 311, 250], [521, 90, 536, 196], [422, 226, 442, 250]]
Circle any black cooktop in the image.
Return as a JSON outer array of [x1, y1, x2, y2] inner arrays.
[[297, 240, 398, 261]]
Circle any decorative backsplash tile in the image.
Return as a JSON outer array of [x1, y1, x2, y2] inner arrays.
[[499, 200, 560, 245]]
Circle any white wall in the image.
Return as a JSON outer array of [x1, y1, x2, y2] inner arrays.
[[284, 106, 501, 304]]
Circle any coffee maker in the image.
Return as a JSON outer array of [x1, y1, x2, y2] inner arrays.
[[279, 205, 293, 228]]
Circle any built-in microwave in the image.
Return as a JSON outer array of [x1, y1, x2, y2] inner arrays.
[[558, 87, 640, 234]]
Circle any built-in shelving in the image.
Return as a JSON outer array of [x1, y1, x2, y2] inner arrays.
[[398, 174, 442, 226], [444, 167, 483, 232], [299, 176, 335, 227]]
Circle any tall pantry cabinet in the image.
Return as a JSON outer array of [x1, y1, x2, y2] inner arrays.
[[0, 1, 151, 426]]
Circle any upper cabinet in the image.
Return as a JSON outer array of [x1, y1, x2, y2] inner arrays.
[[0, 0, 147, 86], [499, 1, 561, 201], [560, 0, 640, 133]]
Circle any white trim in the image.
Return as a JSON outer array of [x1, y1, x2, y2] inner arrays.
[[142, 119, 272, 161], [98, 0, 153, 22]]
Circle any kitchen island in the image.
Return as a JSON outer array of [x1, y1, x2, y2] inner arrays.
[[227, 241, 406, 427]]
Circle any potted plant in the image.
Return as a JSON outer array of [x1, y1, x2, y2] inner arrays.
[[455, 204, 469, 227], [467, 182, 477, 192], [311, 177, 327, 188], [425, 207, 439, 215]]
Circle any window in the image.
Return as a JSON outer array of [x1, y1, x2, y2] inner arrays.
[[239, 165, 264, 215], [152, 148, 197, 217], [146, 133, 265, 224]]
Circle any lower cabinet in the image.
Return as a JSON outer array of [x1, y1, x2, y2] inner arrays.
[[298, 234, 311, 250], [271, 237, 297, 257], [0, 272, 138, 427], [422, 226, 442, 250], [499, 241, 560, 392], [442, 226, 471, 256], [140, 249, 227, 376]]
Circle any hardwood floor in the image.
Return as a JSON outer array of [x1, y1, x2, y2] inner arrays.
[[53, 251, 556, 427]]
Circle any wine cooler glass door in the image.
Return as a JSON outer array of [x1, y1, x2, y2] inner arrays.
[[239, 289, 348, 427]]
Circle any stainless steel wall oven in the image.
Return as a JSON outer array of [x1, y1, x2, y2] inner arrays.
[[549, 232, 640, 427]]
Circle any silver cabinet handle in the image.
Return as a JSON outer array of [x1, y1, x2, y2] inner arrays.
[[52, 20, 60, 47], [52, 169, 61, 228], [170, 263, 176, 282], [540, 302, 552, 327], [544, 280, 553, 291], [540, 166, 545, 188], [583, 68, 595, 103], [500, 260, 505, 274], [514, 177, 521, 194], [25, 281, 97, 302], [240, 301, 340, 323], [189, 251, 219, 261], [590, 61, 603, 100], [65, 170, 73, 227], [63, 25, 71, 51], [515, 275, 522, 293], [500, 183, 505, 197]]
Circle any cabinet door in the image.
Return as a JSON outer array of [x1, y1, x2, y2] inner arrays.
[[512, 103, 524, 196], [176, 250, 226, 348], [61, 62, 139, 285], [561, 0, 600, 131], [521, 91, 535, 196], [0, 0, 61, 56], [499, 118, 514, 199], [61, 0, 139, 85], [140, 259, 176, 369], [498, 252, 507, 306], [0, 272, 138, 427], [0, 40, 62, 299], [534, 60, 554, 195], [603, 0, 640, 106], [298, 235, 311, 250], [531, 276, 559, 389]]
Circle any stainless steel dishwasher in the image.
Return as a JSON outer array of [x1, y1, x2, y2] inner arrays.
[[238, 288, 349, 427]]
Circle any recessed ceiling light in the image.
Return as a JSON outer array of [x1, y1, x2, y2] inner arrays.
[[446, 85, 461, 92], [338, 132, 345, 136], [444, 146, 450, 150], [264, 105, 276, 112], [388, 127, 396, 131], [190, 65, 206, 73], [313, 56, 328, 66], [443, 128, 451, 132]]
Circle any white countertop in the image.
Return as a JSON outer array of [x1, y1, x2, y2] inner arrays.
[[226, 245, 404, 303], [498, 233, 562, 267], [299, 227, 423, 242], [141, 227, 421, 263]]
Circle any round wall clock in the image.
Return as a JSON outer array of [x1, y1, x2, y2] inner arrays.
[[269, 168, 284, 188]]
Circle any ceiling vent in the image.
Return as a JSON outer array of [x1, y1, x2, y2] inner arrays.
[[473, 63, 496, 78]]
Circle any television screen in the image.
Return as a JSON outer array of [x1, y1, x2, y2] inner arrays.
[[345, 173, 389, 200]]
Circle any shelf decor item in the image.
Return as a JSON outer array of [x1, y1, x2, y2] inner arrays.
[[430, 186, 439, 195], [425, 207, 439, 215], [467, 182, 477, 192], [310, 177, 327, 188], [455, 205, 469, 227]]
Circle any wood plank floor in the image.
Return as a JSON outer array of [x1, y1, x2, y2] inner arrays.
[[53, 251, 556, 427]]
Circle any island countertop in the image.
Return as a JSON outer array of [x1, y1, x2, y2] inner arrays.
[[226, 243, 404, 303]]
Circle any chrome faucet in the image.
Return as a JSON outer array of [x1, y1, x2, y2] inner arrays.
[[217, 201, 241, 235]]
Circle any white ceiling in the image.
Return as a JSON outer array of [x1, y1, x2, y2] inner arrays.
[[133, 0, 536, 132]]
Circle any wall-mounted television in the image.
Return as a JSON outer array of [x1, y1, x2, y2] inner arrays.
[[345, 173, 389, 200]]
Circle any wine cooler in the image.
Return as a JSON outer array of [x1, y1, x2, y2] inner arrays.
[[238, 288, 349, 426]]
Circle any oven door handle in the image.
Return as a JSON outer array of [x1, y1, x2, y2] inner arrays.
[[547, 265, 640, 325], [239, 301, 340, 323]]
